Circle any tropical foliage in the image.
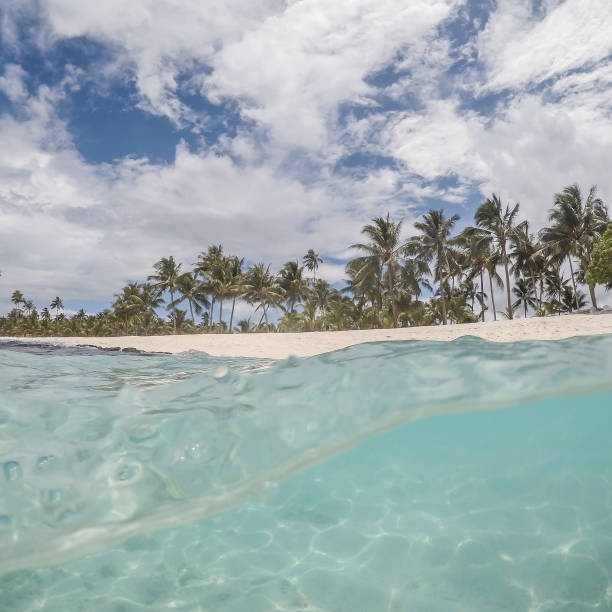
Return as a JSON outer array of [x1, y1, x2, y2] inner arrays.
[[2, 184, 609, 337], [586, 224, 612, 288]]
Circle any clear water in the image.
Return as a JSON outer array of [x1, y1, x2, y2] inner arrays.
[[1, 336, 611, 611]]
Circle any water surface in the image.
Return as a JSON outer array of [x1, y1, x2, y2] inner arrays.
[[1, 336, 611, 610]]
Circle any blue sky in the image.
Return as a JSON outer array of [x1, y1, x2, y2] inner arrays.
[[1, 0, 611, 316]]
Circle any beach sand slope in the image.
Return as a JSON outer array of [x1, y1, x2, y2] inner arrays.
[[12, 314, 612, 359]]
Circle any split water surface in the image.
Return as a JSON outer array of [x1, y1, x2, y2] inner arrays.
[[1, 336, 611, 610]]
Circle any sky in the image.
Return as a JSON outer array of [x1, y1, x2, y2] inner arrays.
[[1, 0, 611, 316]]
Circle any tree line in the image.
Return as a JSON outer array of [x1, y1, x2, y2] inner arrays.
[[2, 183, 611, 337]]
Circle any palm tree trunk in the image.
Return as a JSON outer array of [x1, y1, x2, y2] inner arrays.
[[376, 279, 382, 328], [479, 270, 485, 322], [588, 284, 598, 309], [170, 290, 176, 332], [488, 271, 497, 321], [539, 279, 543, 308], [524, 300, 527, 318], [256, 309, 266, 329], [188, 299, 195, 324], [440, 278, 447, 326], [503, 254, 512, 319], [209, 298, 215, 328], [229, 297, 236, 333], [219, 299, 223, 329], [388, 262, 397, 328], [263, 305, 269, 325], [567, 256, 579, 311]]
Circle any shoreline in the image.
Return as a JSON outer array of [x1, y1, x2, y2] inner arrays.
[[3, 314, 612, 359]]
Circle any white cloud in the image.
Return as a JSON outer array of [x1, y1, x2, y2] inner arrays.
[[374, 92, 612, 227], [0, 116, 388, 307], [39, 0, 287, 124], [477, 0, 612, 92], [205, 0, 457, 149], [0, 63, 28, 103], [32, 0, 460, 147]]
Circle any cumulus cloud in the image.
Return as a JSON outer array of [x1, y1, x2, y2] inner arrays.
[[0, 64, 28, 103], [39, 0, 288, 124], [477, 0, 612, 92], [0, 110, 393, 307], [32, 0, 459, 145], [375, 92, 612, 226], [205, 0, 457, 149]]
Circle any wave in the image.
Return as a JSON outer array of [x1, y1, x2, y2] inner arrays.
[[1, 334, 611, 572]]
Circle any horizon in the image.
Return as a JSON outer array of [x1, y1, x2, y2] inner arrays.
[[1, 1, 612, 317]]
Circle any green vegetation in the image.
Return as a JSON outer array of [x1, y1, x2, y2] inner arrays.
[[1, 184, 609, 337], [586, 224, 612, 288]]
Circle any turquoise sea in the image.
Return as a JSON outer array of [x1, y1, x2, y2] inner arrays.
[[1, 335, 612, 611]]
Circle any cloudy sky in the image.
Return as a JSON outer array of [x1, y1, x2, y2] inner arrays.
[[1, 0, 611, 315]]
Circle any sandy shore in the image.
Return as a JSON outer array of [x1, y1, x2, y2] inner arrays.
[[10, 314, 611, 359]]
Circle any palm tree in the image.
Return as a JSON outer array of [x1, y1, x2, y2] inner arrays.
[[310, 278, 333, 318], [194, 245, 224, 326], [351, 214, 406, 327], [562, 285, 586, 312], [455, 230, 493, 322], [510, 225, 548, 308], [326, 291, 354, 330], [407, 210, 460, 325], [23, 300, 35, 317], [483, 251, 504, 321], [50, 296, 64, 320], [472, 195, 523, 319], [11, 290, 25, 312], [512, 278, 537, 318], [459, 277, 479, 314], [168, 309, 190, 334], [544, 265, 569, 316], [299, 300, 320, 332], [171, 273, 210, 325], [243, 263, 284, 329], [303, 249, 323, 282], [499, 305, 519, 320], [112, 284, 145, 334], [227, 257, 245, 334], [235, 319, 251, 333], [140, 282, 164, 311], [399, 258, 432, 302], [204, 257, 236, 328], [279, 261, 309, 313], [344, 255, 382, 326], [148, 256, 182, 332], [540, 184, 609, 309]]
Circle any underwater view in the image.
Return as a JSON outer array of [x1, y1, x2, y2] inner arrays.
[[1, 336, 612, 611]]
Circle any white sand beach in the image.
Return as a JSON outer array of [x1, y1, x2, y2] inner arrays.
[[29, 314, 612, 359]]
